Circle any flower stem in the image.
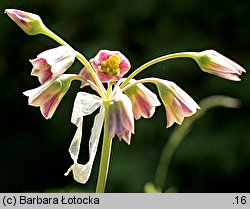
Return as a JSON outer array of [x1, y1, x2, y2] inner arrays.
[[42, 27, 71, 47], [120, 52, 197, 89], [41, 27, 107, 99], [76, 52, 107, 99], [96, 101, 113, 193], [154, 96, 239, 191]]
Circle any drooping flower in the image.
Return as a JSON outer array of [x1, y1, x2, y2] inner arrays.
[[23, 74, 77, 119], [124, 80, 161, 120], [92, 50, 131, 82], [154, 78, 200, 128], [30, 46, 76, 84], [108, 86, 134, 144], [194, 50, 246, 81], [5, 9, 47, 35]]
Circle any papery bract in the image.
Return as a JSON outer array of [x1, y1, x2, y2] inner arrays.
[[30, 46, 76, 84], [65, 92, 104, 184], [154, 79, 200, 128], [5, 9, 46, 35], [23, 74, 76, 119], [92, 50, 131, 82], [124, 80, 161, 120], [194, 50, 246, 81], [108, 86, 134, 144]]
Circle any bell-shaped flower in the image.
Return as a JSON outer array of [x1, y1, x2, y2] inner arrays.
[[92, 50, 131, 82], [5, 9, 47, 35], [194, 50, 246, 81], [154, 78, 200, 128], [124, 80, 161, 120], [108, 86, 134, 144], [23, 74, 76, 119], [30, 46, 76, 84]]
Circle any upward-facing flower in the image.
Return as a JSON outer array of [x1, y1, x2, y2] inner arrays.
[[92, 50, 131, 82], [23, 74, 77, 119], [194, 50, 246, 81], [5, 9, 47, 35], [30, 46, 76, 84]]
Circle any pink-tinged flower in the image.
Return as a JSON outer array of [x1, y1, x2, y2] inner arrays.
[[155, 79, 200, 128], [124, 80, 161, 120], [5, 9, 46, 35], [194, 50, 246, 81], [79, 67, 95, 88], [23, 74, 76, 119], [108, 86, 134, 144], [30, 46, 76, 84], [92, 50, 131, 82]]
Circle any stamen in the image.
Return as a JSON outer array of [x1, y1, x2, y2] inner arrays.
[[100, 55, 120, 76]]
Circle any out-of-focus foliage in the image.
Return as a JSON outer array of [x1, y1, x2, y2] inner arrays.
[[0, 0, 249, 192]]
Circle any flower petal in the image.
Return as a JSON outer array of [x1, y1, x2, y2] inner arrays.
[[194, 50, 246, 81], [124, 80, 161, 120], [92, 50, 131, 82], [30, 46, 76, 84], [5, 9, 46, 35], [152, 78, 200, 128], [23, 74, 76, 119], [108, 86, 134, 144]]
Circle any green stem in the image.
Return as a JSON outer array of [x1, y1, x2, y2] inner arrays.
[[154, 96, 239, 191], [76, 52, 107, 99], [96, 101, 113, 193], [120, 52, 197, 89], [42, 27, 71, 47], [69, 74, 102, 94], [42, 27, 107, 99]]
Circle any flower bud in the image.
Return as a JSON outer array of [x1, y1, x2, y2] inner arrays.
[[5, 9, 47, 35], [23, 74, 76, 119], [108, 86, 134, 144], [194, 50, 246, 81], [30, 46, 76, 84], [124, 80, 161, 120], [155, 79, 200, 128], [92, 50, 131, 82]]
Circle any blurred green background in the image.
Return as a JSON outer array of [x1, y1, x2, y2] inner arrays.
[[0, 0, 249, 192]]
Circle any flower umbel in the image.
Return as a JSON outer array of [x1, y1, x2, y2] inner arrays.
[[194, 50, 246, 81], [5, 9, 47, 35], [6, 8, 246, 192]]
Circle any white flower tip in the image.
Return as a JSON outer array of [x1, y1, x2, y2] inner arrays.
[[4, 9, 10, 14], [23, 90, 29, 97], [23, 90, 34, 105]]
